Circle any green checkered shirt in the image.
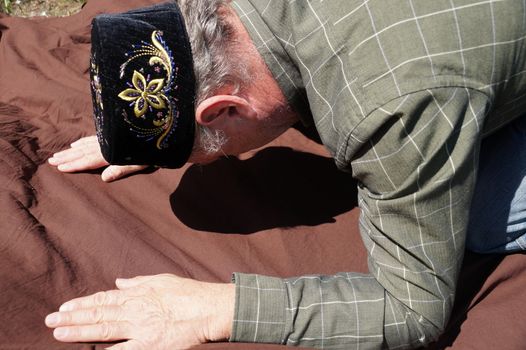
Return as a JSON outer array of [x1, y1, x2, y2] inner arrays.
[[229, 0, 526, 349]]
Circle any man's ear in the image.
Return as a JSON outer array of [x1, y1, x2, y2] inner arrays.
[[195, 95, 257, 127]]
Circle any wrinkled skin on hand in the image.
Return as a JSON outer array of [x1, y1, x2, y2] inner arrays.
[[48, 135, 148, 182], [45, 274, 235, 350]]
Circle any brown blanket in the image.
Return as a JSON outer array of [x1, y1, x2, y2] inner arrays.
[[1, 1, 525, 349]]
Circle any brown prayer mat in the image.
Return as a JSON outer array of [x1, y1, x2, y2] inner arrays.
[[1, 1, 525, 349]]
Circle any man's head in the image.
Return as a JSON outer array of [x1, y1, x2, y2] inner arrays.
[[90, 1, 298, 168], [176, 0, 298, 164]]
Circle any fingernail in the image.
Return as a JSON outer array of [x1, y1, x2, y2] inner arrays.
[[59, 303, 72, 312], [54, 328, 68, 339], [45, 313, 59, 326], [57, 164, 69, 171], [115, 278, 127, 287]]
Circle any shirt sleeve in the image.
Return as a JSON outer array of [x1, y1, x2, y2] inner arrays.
[[229, 87, 491, 349]]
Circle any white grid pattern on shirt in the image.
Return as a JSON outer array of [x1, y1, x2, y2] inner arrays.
[[232, 1, 298, 90], [230, 0, 524, 348]]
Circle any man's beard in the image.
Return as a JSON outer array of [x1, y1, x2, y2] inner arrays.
[[193, 124, 228, 156]]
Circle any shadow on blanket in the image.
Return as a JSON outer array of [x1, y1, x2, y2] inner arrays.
[[171, 147, 358, 234]]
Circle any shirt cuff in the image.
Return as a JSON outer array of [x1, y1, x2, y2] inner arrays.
[[229, 272, 288, 344]]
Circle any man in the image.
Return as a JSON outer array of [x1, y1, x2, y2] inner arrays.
[[45, 0, 526, 349]]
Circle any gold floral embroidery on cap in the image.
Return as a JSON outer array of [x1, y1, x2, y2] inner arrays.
[[117, 30, 179, 150], [118, 70, 167, 118]]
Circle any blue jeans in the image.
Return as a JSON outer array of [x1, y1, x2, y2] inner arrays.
[[466, 115, 526, 253]]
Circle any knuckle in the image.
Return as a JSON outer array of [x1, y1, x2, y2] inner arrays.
[[139, 285, 155, 295], [90, 307, 103, 323], [114, 306, 125, 322], [60, 312, 71, 324], [100, 322, 113, 341], [86, 154, 97, 164], [94, 291, 107, 306], [127, 296, 149, 313], [65, 326, 79, 338], [80, 146, 90, 157], [121, 297, 137, 311]]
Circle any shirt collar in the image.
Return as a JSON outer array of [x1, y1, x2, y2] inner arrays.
[[231, 0, 313, 125]]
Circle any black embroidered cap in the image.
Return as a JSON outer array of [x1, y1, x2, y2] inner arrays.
[[90, 2, 196, 168]]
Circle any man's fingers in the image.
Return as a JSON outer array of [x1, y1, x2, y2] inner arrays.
[[70, 135, 98, 148], [101, 165, 148, 182], [49, 151, 146, 180], [52, 321, 131, 343], [45, 306, 124, 328], [59, 290, 125, 312], [55, 155, 108, 172], [48, 148, 85, 165], [49, 135, 147, 181], [51, 136, 99, 160], [49, 135, 108, 172]]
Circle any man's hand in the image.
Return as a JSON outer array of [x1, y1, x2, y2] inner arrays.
[[48, 136, 148, 182], [45, 274, 236, 350]]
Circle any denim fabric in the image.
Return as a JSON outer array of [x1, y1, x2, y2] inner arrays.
[[466, 115, 526, 253]]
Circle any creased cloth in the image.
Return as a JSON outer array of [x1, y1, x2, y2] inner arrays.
[[0, 1, 526, 349]]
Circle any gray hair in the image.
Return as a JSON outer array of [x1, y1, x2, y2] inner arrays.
[[175, 0, 249, 103], [175, 0, 250, 154]]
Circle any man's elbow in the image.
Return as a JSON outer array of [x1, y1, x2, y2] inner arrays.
[[385, 294, 450, 349], [414, 312, 445, 347]]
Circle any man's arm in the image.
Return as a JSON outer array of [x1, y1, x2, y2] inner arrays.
[[230, 87, 490, 349]]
